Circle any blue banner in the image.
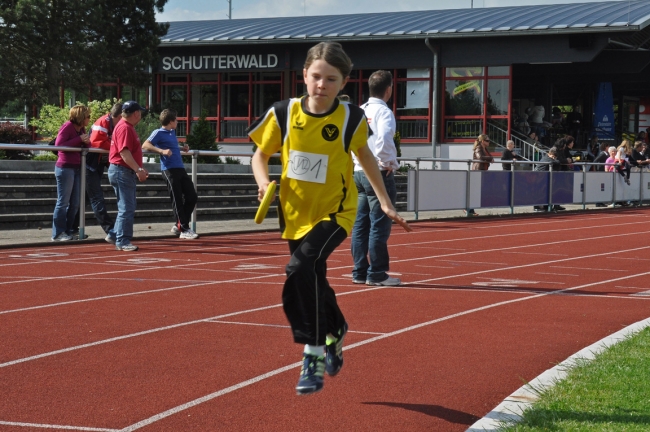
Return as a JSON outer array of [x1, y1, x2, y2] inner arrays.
[[593, 82, 614, 139]]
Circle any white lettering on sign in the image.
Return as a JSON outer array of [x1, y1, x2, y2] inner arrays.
[[287, 150, 328, 184], [161, 54, 279, 71]]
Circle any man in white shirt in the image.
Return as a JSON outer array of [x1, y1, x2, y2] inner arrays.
[[351, 70, 401, 286]]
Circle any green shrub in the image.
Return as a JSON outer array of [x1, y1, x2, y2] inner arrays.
[[135, 112, 161, 145], [186, 111, 220, 164], [225, 156, 241, 164], [33, 152, 58, 161], [30, 98, 120, 140]]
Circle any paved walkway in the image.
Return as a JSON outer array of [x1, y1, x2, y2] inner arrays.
[[0, 204, 606, 248]]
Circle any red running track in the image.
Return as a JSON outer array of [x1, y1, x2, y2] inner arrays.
[[1, 209, 650, 431]]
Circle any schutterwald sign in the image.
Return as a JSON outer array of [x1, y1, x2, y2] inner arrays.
[[160, 53, 281, 72]]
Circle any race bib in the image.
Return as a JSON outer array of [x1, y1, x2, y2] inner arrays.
[[287, 150, 328, 184]]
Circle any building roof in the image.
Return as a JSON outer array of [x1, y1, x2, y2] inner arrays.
[[161, 0, 650, 46]]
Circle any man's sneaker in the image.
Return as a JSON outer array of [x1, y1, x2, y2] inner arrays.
[[296, 354, 325, 395], [116, 243, 138, 252], [553, 205, 566, 211], [171, 225, 180, 237], [325, 323, 348, 376], [366, 277, 401, 286], [625, 178, 631, 185], [179, 229, 199, 239], [352, 278, 366, 284], [52, 233, 72, 242], [105, 234, 116, 244]]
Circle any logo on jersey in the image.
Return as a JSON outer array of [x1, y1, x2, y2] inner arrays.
[[322, 124, 339, 141], [293, 119, 304, 130]]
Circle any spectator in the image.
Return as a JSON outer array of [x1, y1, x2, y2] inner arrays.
[[566, 105, 583, 145], [551, 106, 564, 127], [501, 140, 524, 171], [616, 140, 633, 185], [52, 105, 90, 241], [592, 142, 609, 172], [528, 102, 546, 138], [630, 141, 650, 171], [142, 109, 199, 240], [351, 70, 400, 287], [562, 135, 576, 171], [586, 135, 599, 163], [638, 131, 647, 146], [466, 134, 493, 216], [108, 101, 149, 252], [533, 147, 561, 212], [553, 137, 571, 173], [86, 103, 122, 244]]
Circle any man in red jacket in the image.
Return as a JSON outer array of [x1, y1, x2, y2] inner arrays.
[[86, 103, 122, 244]]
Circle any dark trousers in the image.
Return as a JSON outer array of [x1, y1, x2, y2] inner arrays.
[[72, 165, 114, 235], [162, 168, 198, 230], [284, 220, 347, 346], [86, 165, 114, 234]]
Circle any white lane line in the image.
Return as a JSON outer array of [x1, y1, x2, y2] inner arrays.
[[0, 420, 118, 431], [3, 231, 638, 314], [205, 320, 386, 335], [120, 270, 650, 431], [0, 286, 384, 368], [1, 217, 645, 274], [205, 320, 291, 329], [0, 274, 279, 316], [557, 266, 626, 272], [630, 289, 650, 296], [535, 272, 579, 277], [409, 245, 650, 284]]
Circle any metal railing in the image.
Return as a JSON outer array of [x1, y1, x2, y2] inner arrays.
[[0, 143, 645, 238], [397, 155, 644, 220]]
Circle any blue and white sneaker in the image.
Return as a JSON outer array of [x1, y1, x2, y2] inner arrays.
[[296, 354, 325, 395], [325, 323, 348, 376]]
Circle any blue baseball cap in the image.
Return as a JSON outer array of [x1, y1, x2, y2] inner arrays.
[[122, 101, 145, 114]]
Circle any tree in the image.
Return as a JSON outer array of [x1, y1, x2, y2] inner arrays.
[[186, 111, 221, 164], [0, 0, 169, 108]]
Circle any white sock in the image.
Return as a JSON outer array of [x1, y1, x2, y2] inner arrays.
[[304, 344, 325, 357]]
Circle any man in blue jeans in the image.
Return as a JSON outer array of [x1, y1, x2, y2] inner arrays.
[[108, 101, 148, 252], [351, 70, 401, 286]]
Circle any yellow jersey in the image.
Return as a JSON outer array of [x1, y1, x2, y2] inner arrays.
[[248, 98, 369, 240]]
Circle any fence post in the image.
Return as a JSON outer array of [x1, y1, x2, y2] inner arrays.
[[510, 160, 515, 215], [414, 158, 420, 221], [639, 168, 643, 206], [191, 151, 198, 232], [547, 163, 553, 212], [79, 148, 88, 241], [466, 161, 472, 216], [582, 163, 587, 210], [612, 164, 617, 207]]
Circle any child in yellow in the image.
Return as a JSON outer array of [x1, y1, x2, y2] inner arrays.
[[249, 42, 411, 395]]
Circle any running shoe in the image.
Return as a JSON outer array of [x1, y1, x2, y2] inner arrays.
[[352, 278, 366, 284], [104, 234, 116, 244], [52, 233, 72, 242], [116, 243, 138, 252], [296, 354, 325, 395], [171, 225, 180, 236], [366, 277, 401, 286], [179, 229, 199, 239], [625, 178, 631, 185], [325, 322, 348, 376]]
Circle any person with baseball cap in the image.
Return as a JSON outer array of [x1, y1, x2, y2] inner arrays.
[[108, 101, 148, 251]]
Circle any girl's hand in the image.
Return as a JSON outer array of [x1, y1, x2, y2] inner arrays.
[[258, 180, 276, 202], [382, 205, 412, 232]]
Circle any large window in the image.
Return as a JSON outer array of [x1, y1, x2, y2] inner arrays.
[[442, 66, 511, 142], [293, 68, 431, 143], [156, 72, 283, 141]]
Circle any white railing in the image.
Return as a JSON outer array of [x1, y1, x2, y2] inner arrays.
[[0, 143, 644, 236]]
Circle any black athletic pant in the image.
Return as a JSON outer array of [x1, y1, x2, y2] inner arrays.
[[162, 168, 198, 231], [284, 220, 347, 346]]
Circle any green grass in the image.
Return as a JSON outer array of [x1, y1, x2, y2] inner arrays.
[[501, 327, 650, 431]]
